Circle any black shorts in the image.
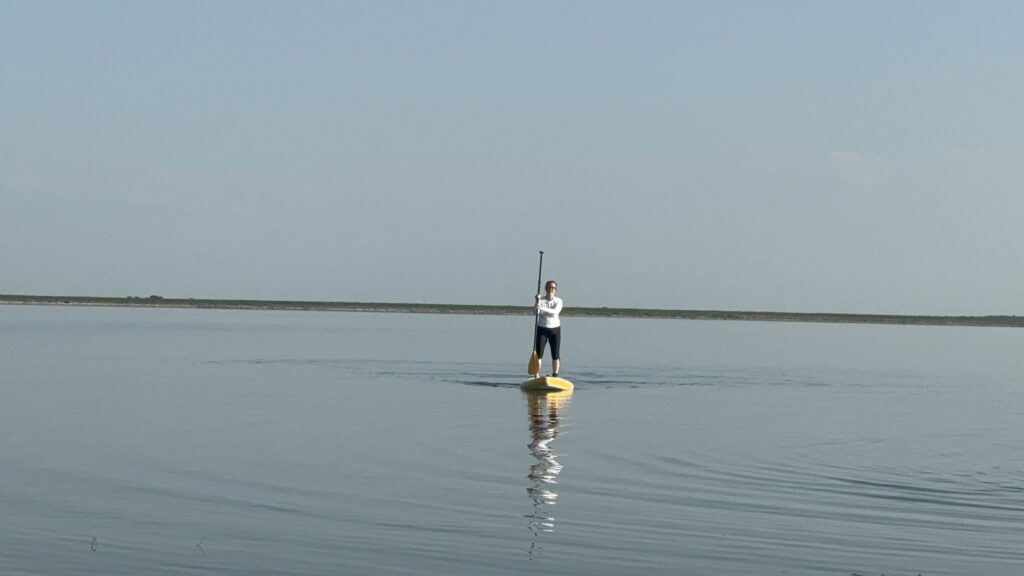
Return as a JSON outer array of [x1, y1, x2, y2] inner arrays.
[[535, 326, 561, 360]]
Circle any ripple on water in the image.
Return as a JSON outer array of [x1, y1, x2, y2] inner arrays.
[[562, 426, 1024, 576]]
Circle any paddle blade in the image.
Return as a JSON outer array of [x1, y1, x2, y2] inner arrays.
[[528, 351, 540, 376]]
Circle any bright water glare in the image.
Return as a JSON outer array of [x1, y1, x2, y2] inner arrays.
[[2, 306, 1024, 575]]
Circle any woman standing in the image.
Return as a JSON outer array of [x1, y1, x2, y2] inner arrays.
[[533, 280, 563, 377]]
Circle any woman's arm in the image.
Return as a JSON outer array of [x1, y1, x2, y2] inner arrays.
[[537, 298, 562, 316]]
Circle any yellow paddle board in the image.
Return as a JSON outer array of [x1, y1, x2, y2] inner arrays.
[[521, 376, 574, 392]]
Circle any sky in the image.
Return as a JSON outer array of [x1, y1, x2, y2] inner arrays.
[[2, 1, 1023, 315]]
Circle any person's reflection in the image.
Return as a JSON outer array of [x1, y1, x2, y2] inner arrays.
[[525, 390, 571, 558]]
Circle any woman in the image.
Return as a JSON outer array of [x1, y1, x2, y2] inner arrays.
[[534, 280, 563, 377]]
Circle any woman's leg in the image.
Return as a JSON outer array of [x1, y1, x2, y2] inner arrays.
[[549, 327, 561, 376], [534, 327, 549, 376]]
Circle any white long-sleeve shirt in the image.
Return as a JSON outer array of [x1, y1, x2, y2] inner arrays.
[[536, 296, 563, 328]]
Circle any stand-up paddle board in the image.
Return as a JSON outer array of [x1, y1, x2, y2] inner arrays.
[[521, 376, 574, 392]]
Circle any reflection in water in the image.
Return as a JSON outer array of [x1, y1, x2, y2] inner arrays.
[[525, 390, 572, 558]]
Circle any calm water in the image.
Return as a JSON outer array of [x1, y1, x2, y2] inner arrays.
[[2, 306, 1024, 575]]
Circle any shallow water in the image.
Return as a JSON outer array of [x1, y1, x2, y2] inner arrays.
[[2, 306, 1023, 575]]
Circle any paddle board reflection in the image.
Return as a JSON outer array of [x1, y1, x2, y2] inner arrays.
[[525, 390, 571, 556]]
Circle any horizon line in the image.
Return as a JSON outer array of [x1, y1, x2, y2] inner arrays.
[[1, 293, 1021, 327]]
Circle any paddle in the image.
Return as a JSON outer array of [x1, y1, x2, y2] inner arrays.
[[528, 250, 544, 376]]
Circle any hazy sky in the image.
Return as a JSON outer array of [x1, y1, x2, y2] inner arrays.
[[3, 1, 1022, 314]]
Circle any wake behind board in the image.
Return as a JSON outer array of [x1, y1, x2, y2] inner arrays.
[[521, 376, 574, 392]]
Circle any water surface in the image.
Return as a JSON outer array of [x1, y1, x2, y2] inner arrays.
[[2, 306, 1023, 575]]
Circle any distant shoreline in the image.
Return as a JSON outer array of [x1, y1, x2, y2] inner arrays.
[[3, 294, 1023, 328]]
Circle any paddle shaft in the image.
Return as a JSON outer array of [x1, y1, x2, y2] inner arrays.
[[532, 250, 544, 350]]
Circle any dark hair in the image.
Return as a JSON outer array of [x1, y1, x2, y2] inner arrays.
[[545, 280, 558, 290]]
